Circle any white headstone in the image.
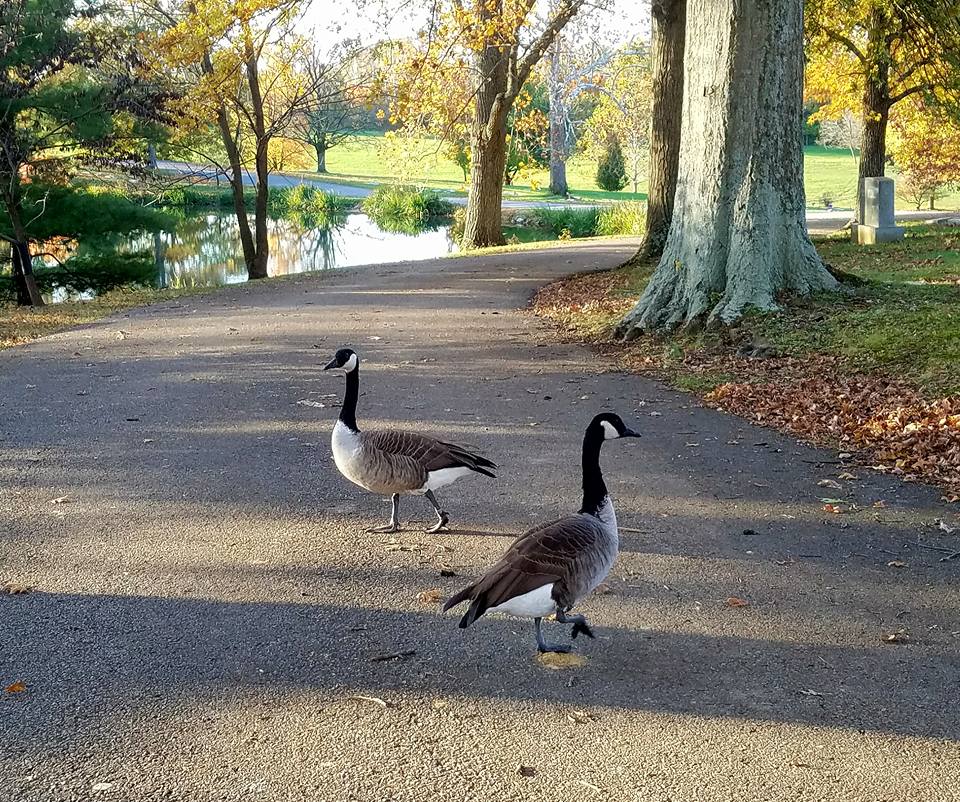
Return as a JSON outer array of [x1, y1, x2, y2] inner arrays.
[[853, 177, 905, 244]]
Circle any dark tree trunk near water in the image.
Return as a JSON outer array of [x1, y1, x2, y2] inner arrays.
[[315, 142, 327, 173], [637, 0, 685, 262], [460, 0, 583, 249], [616, 0, 836, 336]]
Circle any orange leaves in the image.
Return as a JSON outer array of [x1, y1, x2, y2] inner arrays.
[[724, 596, 750, 608], [4, 681, 26, 694], [707, 378, 960, 501]]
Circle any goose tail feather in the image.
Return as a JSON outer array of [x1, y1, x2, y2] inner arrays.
[[442, 585, 487, 628]]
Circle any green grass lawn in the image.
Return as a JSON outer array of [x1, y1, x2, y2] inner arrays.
[[294, 133, 960, 210]]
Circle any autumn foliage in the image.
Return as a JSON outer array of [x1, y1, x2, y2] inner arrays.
[[888, 98, 960, 209]]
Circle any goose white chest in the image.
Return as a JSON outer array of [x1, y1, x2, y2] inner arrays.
[[331, 419, 366, 487]]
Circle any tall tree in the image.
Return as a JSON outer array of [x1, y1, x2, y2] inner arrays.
[[293, 42, 368, 174], [637, 0, 685, 261], [1, 0, 165, 306], [149, 0, 319, 280], [805, 0, 960, 214], [398, 0, 586, 248], [616, 0, 837, 337], [578, 45, 651, 194], [888, 95, 960, 209]]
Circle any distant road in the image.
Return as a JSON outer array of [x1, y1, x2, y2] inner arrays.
[[156, 160, 960, 224]]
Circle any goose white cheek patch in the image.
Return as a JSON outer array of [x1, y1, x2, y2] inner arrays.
[[601, 421, 619, 439], [343, 353, 358, 372]]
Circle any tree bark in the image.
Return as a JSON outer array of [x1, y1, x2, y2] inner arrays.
[[245, 28, 270, 280], [637, 0, 685, 262], [616, 0, 836, 336], [315, 141, 327, 173], [461, 0, 510, 249], [857, 6, 890, 219], [4, 203, 44, 307], [548, 41, 568, 196]]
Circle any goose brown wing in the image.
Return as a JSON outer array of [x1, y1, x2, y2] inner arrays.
[[444, 514, 605, 626], [364, 430, 496, 476]]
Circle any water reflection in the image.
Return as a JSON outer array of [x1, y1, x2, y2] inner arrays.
[[131, 212, 462, 289], [32, 211, 555, 302]]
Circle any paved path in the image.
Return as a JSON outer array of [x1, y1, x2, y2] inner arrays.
[[2, 240, 959, 801]]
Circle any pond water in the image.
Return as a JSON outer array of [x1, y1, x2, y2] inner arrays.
[[88, 211, 554, 294]]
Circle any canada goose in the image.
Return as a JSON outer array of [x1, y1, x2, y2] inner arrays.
[[323, 348, 497, 533], [443, 412, 638, 653]]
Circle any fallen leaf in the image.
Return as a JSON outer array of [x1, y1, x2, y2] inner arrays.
[[882, 630, 910, 644], [724, 596, 750, 608], [838, 472, 858, 480], [1, 581, 33, 595], [822, 503, 844, 514], [566, 710, 597, 724], [886, 560, 908, 568], [872, 500, 887, 508], [92, 782, 113, 792], [517, 765, 537, 778], [938, 520, 956, 534], [4, 681, 26, 693], [818, 479, 842, 489], [417, 588, 442, 604], [49, 496, 72, 505], [798, 689, 824, 697]]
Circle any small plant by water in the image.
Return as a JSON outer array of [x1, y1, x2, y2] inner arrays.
[[361, 185, 454, 234], [531, 207, 600, 238], [597, 202, 646, 236]]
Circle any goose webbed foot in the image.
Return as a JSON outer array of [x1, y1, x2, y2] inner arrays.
[[424, 490, 449, 533], [556, 608, 595, 641], [369, 493, 400, 533], [425, 510, 449, 534], [367, 522, 401, 533], [534, 617, 571, 654]]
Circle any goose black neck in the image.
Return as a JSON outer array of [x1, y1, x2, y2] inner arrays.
[[339, 367, 359, 431], [579, 426, 608, 516]]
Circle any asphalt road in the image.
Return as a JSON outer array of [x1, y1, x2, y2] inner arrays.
[[2, 240, 959, 801]]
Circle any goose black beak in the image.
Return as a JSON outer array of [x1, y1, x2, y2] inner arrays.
[[622, 428, 641, 438], [323, 357, 339, 371]]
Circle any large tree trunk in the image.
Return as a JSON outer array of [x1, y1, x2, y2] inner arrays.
[[315, 142, 327, 173], [5, 204, 44, 307], [548, 41, 568, 197], [856, 6, 890, 219], [637, 0, 685, 262], [246, 30, 270, 280], [461, 2, 509, 249], [616, 0, 836, 337]]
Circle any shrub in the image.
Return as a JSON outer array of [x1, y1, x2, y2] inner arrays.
[[361, 185, 453, 233], [596, 138, 628, 192], [159, 185, 238, 210], [268, 185, 350, 225], [531, 207, 600, 238], [597, 202, 646, 236]]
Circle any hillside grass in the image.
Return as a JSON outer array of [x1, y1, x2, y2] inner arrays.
[[286, 133, 960, 210]]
